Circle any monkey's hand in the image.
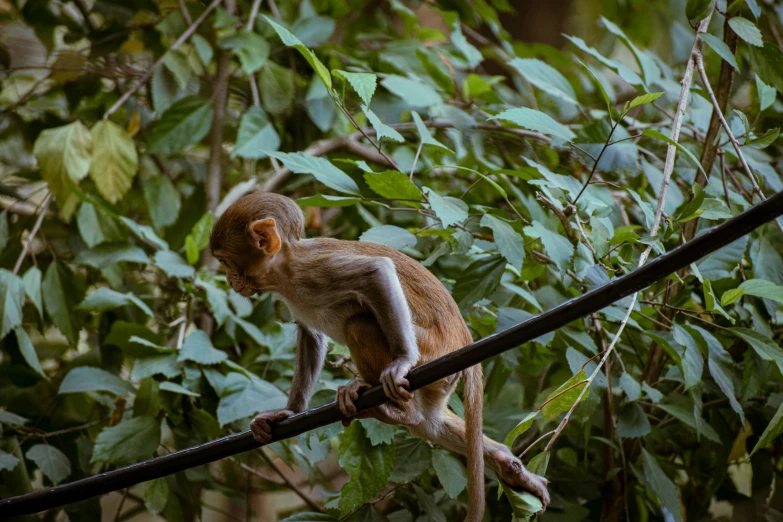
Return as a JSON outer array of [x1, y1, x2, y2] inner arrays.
[[380, 358, 415, 403], [337, 380, 372, 427], [250, 409, 293, 444]]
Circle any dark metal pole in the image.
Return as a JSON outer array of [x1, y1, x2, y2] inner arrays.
[[3, 190, 783, 518]]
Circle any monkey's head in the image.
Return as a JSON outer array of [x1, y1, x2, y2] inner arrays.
[[210, 192, 305, 296]]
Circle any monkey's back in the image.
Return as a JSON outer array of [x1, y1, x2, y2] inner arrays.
[[304, 238, 473, 361]]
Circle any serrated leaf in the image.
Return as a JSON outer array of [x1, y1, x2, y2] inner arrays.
[[0, 269, 25, 340], [729, 17, 763, 47], [641, 449, 682, 522], [411, 111, 453, 153], [381, 75, 442, 107], [721, 287, 745, 306], [22, 266, 43, 319], [363, 107, 405, 143], [296, 195, 361, 207], [154, 250, 195, 279], [221, 30, 270, 74], [493, 107, 576, 141], [686, 0, 712, 21], [364, 171, 421, 204], [217, 379, 287, 425], [541, 369, 587, 419], [501, 482, 543, 521], [424, 187, 469, 228], [91, 416, 161, 465], [431, 449, 467, 498], [0, 410, 28, 426], [359, 419, 397, 446], [26, 444, 71, 485], [89, 120, 138, 203], [739, 279, 783, 304], [178, 330, 227, 365], [338, 422, 395, 515], [747, 128, 780, 149], [144, 175, 180, 229], [33, 121, 92, 219], [504, 411, 539, 446], [530, 221, 575, 274], [76, 203, 123, 248], [78, 288, 153, 316], [264, 16, 331, 89], [452, 254, 507, 310], [269, 151, 359, 195], [390, 437, 431, 482], [147, 96, 214, 155], [509, 58, 578, 105], [751, 400, 783, 456], [756, 75, 776, 110], [144, 477, 169, 515], [160, 381, 200, 396], [700, 33, 739, 70], [15, 327, 45, 379], [628, 91, 664, 109], [59, 366, 133, 396], [750, 44, 783, 95], [334, 70, 376, 106], [730, 327, 783, 374], [233, 106, 280, 159], [0, 450, 19, 472], [480, 214, 525, 270], [74, 243, 149, 269], [617, 402, 651, 438], [131, 354, 181, 381], [43, 262, 82, 345], [642, 129, 706, 176], [689, 325, 744, 422], [359, 225, 416, 250]]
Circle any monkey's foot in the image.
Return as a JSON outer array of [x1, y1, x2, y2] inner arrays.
[[337, 380, 371, 424], [494, 451, 550, 512], [250, 409, 293, 444], [380, 358, 414, 402]]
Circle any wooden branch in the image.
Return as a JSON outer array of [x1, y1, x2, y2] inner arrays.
[[12, 194, 51, 275]]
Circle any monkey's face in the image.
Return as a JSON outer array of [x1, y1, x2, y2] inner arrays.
[[212, 253, 258, 297]]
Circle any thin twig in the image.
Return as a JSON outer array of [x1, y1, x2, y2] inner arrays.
[[178, 0, 193, 25], [246, 0, 264, 30], [252, 452, 323, 512], [519, 430, 555, 458], [12, 194, 51, 275], [104, 0, 222, 119], [409, 142, 423, 180]]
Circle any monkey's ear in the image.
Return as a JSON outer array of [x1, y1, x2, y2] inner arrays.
[[249, 218, 281, 256]]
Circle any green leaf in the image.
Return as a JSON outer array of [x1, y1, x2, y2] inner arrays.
[[217, 379, 287, 425], [296, 195, 361, 207], [728, 17, 763, 47], [0, 211, 8, 253], [364, 171, 421, 204], [89, 120, 138, 204], [338, 422, 395, 515], [642, 129, 706, 176], [233, 107, 280, 159], [26, 444, 71, 485], [628, 91, 664, 110], [22, 266, 43, 319], [0, 269, 25, 340], [381, 75, 442, 108], [333, 70, 377, 106], [220, 30, 270, 74], [144, 175, 181, 229], [672, 324, 704, 390], [162, 50, 191, 90], [411, 111, 453, 153], [390, 437, 431, 482], [147, 96, 214, 155], [432, 450, 467, 499], [530, 221, 575, 274], [33, 121, 92, 219], [74, 243, 149, 269], [576, 59, 614, 115], [452, 254, 507, 310], [619, 373, 641, 401], [91, 416, 161, 466], [363, 107, 405, 143], [730, 327, 783, 374], [120, 217, 169, 250], [541, 369, 587, 419], [641, 449, 682, 522], [504, 411, 539, 446], [739, 279, 783, 304], [509, 58, 578, 105], [15, 327, 45, 379], [292, 15, 335, 48], [78, 288, 153, 317], [192, 34, 213, 66], [721, 287, 745, 306], [154, 250, 195, 279], [359, 225, 417, 250], [700, 33, 739, 70], [617, 402, 651, 438], [756, 75, 776, 110], [160, 381, 200, 396], [144, 477, 169, 515], [264, 16, 332, 90], [750, 44, 783, 95], [359, 419, 397, 446], [686, 0, 713, 21], [480, 214, 525, 271], [178, 330, 227, 365], [0, 450, 19, 472], [0, 410, 28, 426], [279, 514, 337, 522], [260, 61, 296, 115], [59, 366, 133, 396], [43, 262, 83, 345], [493, 107, 576, 141], [501, 482, 543, 521], [747, 128, 780, 149], [268, 151, 360, 195], [425, 188, 468, 228], [751, 400, 783, 456], [131, 354, 181, 380], [689, 325, 744, 422], [76, 203, 123, 248]]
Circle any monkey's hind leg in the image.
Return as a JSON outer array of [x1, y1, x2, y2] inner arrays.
[[409, 390, 550, 509], [337, 379, 424, 427]]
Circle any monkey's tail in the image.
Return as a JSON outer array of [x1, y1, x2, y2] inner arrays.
[[463, 364, 485, 522]]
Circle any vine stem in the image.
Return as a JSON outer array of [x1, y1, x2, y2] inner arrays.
[[12, 194, 51, 275], [544, 11, 713, 453], [103, 0, 222, 119]]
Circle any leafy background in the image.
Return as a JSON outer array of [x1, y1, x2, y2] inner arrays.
[[1, 0, 783, 520]]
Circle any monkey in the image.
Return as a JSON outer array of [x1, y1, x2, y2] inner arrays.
[[209, 192, 549, 521]]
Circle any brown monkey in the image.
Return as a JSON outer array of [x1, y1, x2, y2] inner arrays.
[[209, 192, 549, 520]]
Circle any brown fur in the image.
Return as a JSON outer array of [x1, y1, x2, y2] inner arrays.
[[210, 192, 549, 521]]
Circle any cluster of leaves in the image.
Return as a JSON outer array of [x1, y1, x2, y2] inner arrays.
[[2, 0, 783, 520]]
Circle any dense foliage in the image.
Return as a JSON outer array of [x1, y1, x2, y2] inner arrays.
[[2, 0, 783, 520]]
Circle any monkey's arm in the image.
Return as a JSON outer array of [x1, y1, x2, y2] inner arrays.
[[288, 324, 328, 412], [330, 256, 419, 402]]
